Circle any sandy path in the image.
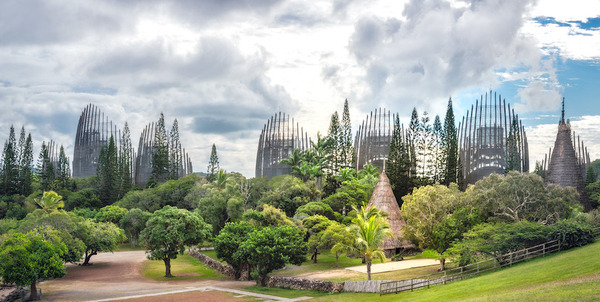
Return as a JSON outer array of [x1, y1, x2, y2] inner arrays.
[[345, 258, 440, 274], [39, 251, 255, 302]]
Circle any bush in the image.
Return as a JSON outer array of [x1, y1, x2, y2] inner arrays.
[[549, 220, 594, 250]]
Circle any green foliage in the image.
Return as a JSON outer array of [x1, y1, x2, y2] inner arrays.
[[322, 178, 374, 215], [169, 119, 182, 180], [213, 221, 256, 279], [72, 207, 98, 219], [243, 204, 295, 227], [442, 98, 458, 186], [0, 232, 66, 298], [97, 135, 118, 205], [238, 225, 308, 285], [95, 205, 128, 224], [505, 117, 522, 172], [0, 218, 19, 235], [319, 223, 354, 266], [117, 122, 134, 200], [152, 113, 170, 184], [2, 126, 19, 195], [303, 215, 334, 263], [64, 188, 102, 210], [119, 208, 151, 247], [34, 190, 64, 213], [258, 175, 320, 217], [54, 145, 71, 191], [37, 141, 55, 192], [549, 220, 594, 250], [294, 201, 337, 221], [140, 206, 211, 277], [585, 180, 600, 209], [116, 174, 200, 212]]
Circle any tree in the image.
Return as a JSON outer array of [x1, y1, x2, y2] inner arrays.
[[327, 112, 341, 173], [169, 119, 182, 180], [95, 205, 128, 224], [117, 122, 133, 200], [206, 143, 220, 182], [55, 145, 71, 191], [2, 125, 19, 195], [387, 116, 413, 203], [258, 175, 320, 217], [0, 232, 66, 300], [333, 205, 391, 280], [442, 98, 458, 185], [17, 128, 33, 196], [97, 136, 118, 205], [432, 115, 444, 183], [213, 222, 256, 279], [35, 191, 64, 213], [303, 215, 334, 263], [400, 183, 463, 270], [238, 225, 307, 285], [37, 141, 55, 191], [152, 113, 170, 183], [119, 208, 151, 248], [81, 220, 125, 265], [320, 222, 354, 266], [340, 99, 354, 169], [505, 117, 521, 172], [140, 206, 211, 277]]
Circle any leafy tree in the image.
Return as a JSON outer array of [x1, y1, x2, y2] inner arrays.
[[294, 201, 337, 221], [35, 191, 64, 213], [238, 225, 307, 285], [442, 98, 458, 185], [432, 114, 444, 183], [207, 143, 220, 182], [258, 175, 320, 217], [407, 108, 419, 179], [333, 205, 391, 280], [243, 204, 296, 227], [303, 215, 334, 263], [466, 172, 575, 224], [0, 232, 66, 300], [65, 188, 102, 210], [95, 205, 128, 224], [213, 222, 256, 279], [140, 206, 211, 277], [152, 113, 170, 183], [119, 208, 151, 247], [322, 178, 374, 216], [320, 222, 354, 266], [400, 183, 463, 270], [81, 220, 125, 265]]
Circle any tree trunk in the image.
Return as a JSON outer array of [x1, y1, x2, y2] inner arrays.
[[164, 258, 172, 277], [439, 257, 446, 271], [82, 250, 97, 266], [312, 248, 318, 263], [335, 252, 339, 267], [367, 260, 372, 280], [30, 282, 38, 300]]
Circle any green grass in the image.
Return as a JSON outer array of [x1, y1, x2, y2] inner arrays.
[[270, 251, 365, 276], [243, 240, 600, 302], [141, 253, 223, 281], [242, 286, 333, 299], [410, 249, 440, 260]]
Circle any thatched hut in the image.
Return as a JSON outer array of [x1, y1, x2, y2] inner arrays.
[[367, 171, 414, 257]]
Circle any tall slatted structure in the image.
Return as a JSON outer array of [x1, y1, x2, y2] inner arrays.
[[458, 91, 529, 185], [73, 104, 119, 178], [255, 112, 310, 179], [354, 108, 397, 171], [134, 122, 193, 187], [540, 99, 591, 210]]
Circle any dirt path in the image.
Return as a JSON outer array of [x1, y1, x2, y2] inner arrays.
[[39, 251, 256, 302]]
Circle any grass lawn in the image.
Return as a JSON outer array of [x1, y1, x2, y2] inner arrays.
[[141, 253, 223, 281], [242, 240, 600, 302]]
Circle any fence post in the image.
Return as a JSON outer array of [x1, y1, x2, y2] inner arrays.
[[411, 279, 413, 291], [444, 271, 447, 284], [477, 262, 479, 273], [543, 243, 546, 257]]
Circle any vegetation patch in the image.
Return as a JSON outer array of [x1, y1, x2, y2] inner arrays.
[[141, 254, 221, 281]]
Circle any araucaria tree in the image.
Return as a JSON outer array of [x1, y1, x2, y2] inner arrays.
[[37, 141, 55, 192], [169, 119, 182, 180], [97, 136, 118, 205], [387, 116, 413, 203], [140, 206, 211, 277], [207, 143, 220, 182], [55, 145, 71, 190], [152, 113, 170, 183], [442, 98, 458, 185], [505, 117, 521, 172], [340, 99, 354, 170], [1, 125, 19, 195], [17, 127, 34, 195], [327, 111, 341, 173], [117, 122, 133, 199]]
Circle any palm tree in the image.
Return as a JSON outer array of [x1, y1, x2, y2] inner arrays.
[[333, 205, 392, 280], [280, 148, 303, 177], [35, 191, 64, 213], [214, 170, 230, 191], [358, 163, 380, 179]]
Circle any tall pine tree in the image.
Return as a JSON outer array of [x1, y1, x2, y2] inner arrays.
[[169, 119, 182, 180], [340, 99, 354, 170], [327, 112, 341, 173], [151, 113, 170, 184], [432, 115, 443, 183], [442, 98, 458, 186], [37, 141, 54, 192], [206, 144, 219, 182], [18, 131, 34, 196], [55, 145, 70, 191], [387, 116, 412, 205], [1, 126, 18, 195], [97, 136, 118, 205], [117, 122, 133, 199], [506, 117, 521, 172], [407, 108, 419, 179]]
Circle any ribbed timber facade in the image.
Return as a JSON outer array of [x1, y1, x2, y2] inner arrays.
[[458, 91, 529, 185], [354, 108, 397, 171], [72, 104, 119, 178], [255, 112, 310, 179]]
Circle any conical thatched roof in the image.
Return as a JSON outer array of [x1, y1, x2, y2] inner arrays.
[[367, 171, 414, 250]]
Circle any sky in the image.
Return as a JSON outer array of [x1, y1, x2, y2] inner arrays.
[[0, 0, 599, 178]]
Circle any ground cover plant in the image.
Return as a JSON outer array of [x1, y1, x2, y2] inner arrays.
[[141, 253, 222, 281]]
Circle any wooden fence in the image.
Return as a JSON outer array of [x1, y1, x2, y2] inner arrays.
[[380, 239, 560, 295], [381, 227, 600, 295]]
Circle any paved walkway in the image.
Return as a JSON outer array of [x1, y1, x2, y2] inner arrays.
[[346, 258, 440, 274]]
